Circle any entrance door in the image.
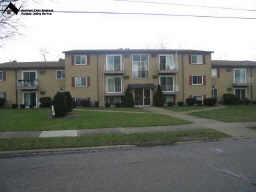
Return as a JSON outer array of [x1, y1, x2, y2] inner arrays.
[[134, 88, 151, 106], [24, 92, 37, 107], [234, 88, 246, 99]]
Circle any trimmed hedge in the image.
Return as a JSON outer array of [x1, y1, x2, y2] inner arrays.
[[52, 91, 72, 117], [186, 98, 195, 106], [204, 98, 217, 106], [0, 98, 6, 107], [178, 101, 184, 106], [153, 85, 165, 107], [223, 94, 240, 105], [39, 97, 52, 108]]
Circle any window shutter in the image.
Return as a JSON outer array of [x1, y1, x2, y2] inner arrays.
[[203, 75, 206, 85], [217, 68, 220, 78], [72, 77, 75, 87], [87, 55, 90, 65], [87, 76, 90, 87], [3, 71, 6, 81], [72, 56, 74, 65], [3, 92, 6, 99], [189, 55, 191, 64], [189, 75, 192, 85], [203, 55, 206, 64]]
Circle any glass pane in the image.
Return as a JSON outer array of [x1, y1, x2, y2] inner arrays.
[[75, 55, 80, 64], [81, 77, 86, 86], [133, 55, 140, 62], [191, 55, 197, 63], [160, 56, 166, 71], [114, 78, 121, 92], [108, 78, 114, 92], [0, 72, 2, 80], [166, 56, 174, 70], [114, 56, 121, 71], [81, 56, 86, 64]]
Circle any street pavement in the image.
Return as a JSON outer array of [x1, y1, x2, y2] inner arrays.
[[1, 138, 256, 192]]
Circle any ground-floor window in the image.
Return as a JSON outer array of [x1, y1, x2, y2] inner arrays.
[[106, 96, 122, 105], [234, 88, 247, 99], [212, 88, 218, 98], [165, 95, 174, 105], [0, 92, 4, 99], [23, 92, 37, 107], [193, 96, 204, 105]]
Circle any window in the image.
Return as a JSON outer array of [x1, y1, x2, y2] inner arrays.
[[193, 96, 203, 105], [0, 92, 4, 98], [56, 70, 65, 80], [75, 55, 87, 65], [234, 88, 247, 99], [106, 55, 122, 72], [233, 68, 247, 84], [191, 55, 203, 64], [192, 75, 203, 85], [165, 95, 174, 104], [212, 88, 218, 98], [212, 68, 217, 77], [0, 71, 2, 81], [106, 76, 122, 93], [75, 77, 87, 87], [132, 55, 149, 79], [159, 55, 175, 71], [160, 76, 174, 92]]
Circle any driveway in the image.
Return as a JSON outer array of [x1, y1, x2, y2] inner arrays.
[[1, 139, 256, 192]]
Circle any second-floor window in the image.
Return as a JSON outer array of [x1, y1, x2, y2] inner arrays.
[[56, 70, 65, 80], [191, 55, 203, 64], [132, 55, 149, 79], [75, 77, 87, 87], [233, 68, 247, 83], [211, 68, 217, 77], [192, 75, 203, 85], [0, 71, 2, 81], [106, 76, 122, 93], [75, 55, 87, 65], [160, 76, 174, 92], [159, 55, 175, 71], [106, 55, 122, 72]]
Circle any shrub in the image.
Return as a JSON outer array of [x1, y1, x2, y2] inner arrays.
[[63, 92, 73, 112], [186, 98, 195, 106], [153, 85, 165, 107], [80, 98, 91, 107], [223, 94, 240, 105], [39, 97, 52, 108], [105, 102, 111, 108], [0, 98, 6, 107], [178, 101, 184, 106], [12, 104, 18, 109], [252, 100, 256, 105], [53, 92, 68, 117], [167, 102, 174, 106], [20, 104, 25, 109], [204, 97, 217, 106], [94, 101, 99, 107], [241, 98, 250, 105], [123, 89, 134, 107]]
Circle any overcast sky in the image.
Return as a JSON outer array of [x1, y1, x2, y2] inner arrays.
[[1, 0, 256, 62]]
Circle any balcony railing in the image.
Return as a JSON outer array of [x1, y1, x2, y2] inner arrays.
[[132, 71, 149, 79], [159, 64, 178, 73], [232, 79, 248, 86], [161, 84, 179, 93], [105, 69, 124, 74], [17, 80, 38, 89]]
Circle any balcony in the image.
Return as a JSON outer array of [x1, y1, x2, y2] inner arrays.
[[161, 85, 179, 95], [158, 64, 178, 74], [132, 71, 149, 79], [232, 79, 249, 87], [17, 80, 38, 90], [104, 69, 124, 75]]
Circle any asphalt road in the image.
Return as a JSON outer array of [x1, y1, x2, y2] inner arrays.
[[1, 139, 256, 192]]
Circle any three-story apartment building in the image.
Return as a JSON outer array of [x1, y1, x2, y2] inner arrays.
[[64, 49, 213, 107]]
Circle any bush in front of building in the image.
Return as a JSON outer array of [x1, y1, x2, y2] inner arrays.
[[12, 104, 18, 109], [186, 98, 195, 106], [123, 89, 134, 107], [62, 91, 73, 112], [223, 94, 240, 105], [204, 97, 217, 106], [0, 98, 6, 107], [178, 101, 184, 106], [153, 85, 165, 107], [80, 98, 91, 107], [53, 92, 68, 117], [240, 98, 250, 105], [39, 97, 52, 108]]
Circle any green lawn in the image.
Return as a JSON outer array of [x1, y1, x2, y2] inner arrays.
[[162, 106, 208, 112], [191, 105, 256, 122], [0, 109, 190, 132], [0, 129, 228, 151]]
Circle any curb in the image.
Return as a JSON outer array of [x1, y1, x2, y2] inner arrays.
[[0, 145, 136, 158]]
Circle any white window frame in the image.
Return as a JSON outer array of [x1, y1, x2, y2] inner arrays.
[[105, 55, 123, 72], [233, 68, 247, 83], [159, 55, 175, 71], [105, 76, 123, 93], [212, 88, 218, 97], [22, 70, 37, 80], [211, 68, 217, 77], [56, 70, 65, 80], [75, 76, 87, 88], [75, 55, 87, 65], [159, 75, 175, 92], [132, 54, 149, 79], [192, 75, 203, 85], [191, 54, 203, 64], [0, 71, 3, 81]]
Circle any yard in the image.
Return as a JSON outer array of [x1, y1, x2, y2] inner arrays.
[[0, 129, 228, 151], [162, 105, 208, 112], [0, 108, 190, 132], [191, 105, 256, 122]]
